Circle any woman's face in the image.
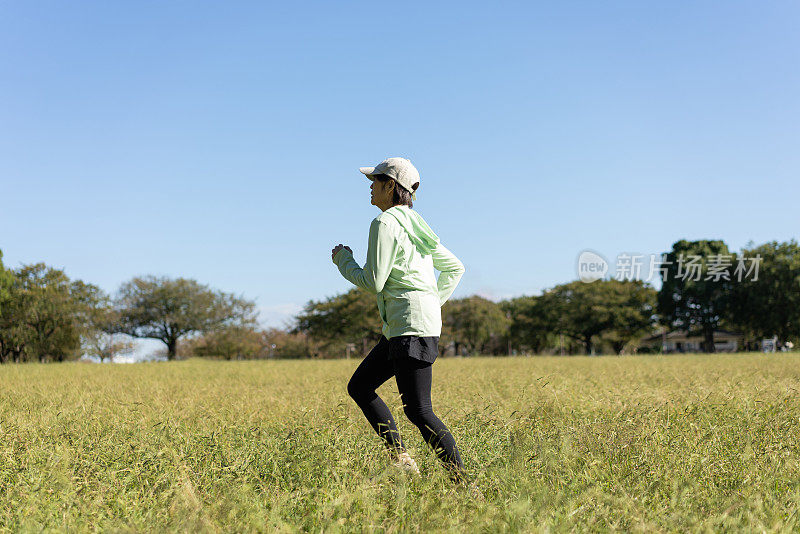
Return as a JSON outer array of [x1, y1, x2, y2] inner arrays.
[[370, 178, 395, 210]]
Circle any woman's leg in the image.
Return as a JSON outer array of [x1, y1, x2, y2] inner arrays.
[[347, 336, 406, 455], [393, 357, 466, 480]]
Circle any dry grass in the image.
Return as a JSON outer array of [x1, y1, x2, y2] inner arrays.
[[1, 352, 799, 532]]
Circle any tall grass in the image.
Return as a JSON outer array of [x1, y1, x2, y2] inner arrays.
[[1, 353, 798, 532]]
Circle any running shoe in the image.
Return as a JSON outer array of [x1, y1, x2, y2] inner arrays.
[[391, 451, 420, 475]]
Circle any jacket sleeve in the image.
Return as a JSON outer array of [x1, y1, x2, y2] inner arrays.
[[332, 218, 399, 294], [431, 241, 465, 305]]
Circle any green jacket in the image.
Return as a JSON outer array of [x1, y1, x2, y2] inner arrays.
[[332, 205, 465, 339]]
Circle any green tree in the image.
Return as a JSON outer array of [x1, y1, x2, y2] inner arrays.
[[0, 250, 17, 362], [541, 279, 657, 355], [0, 263, 96, 362], [500, 296, 554, 354], [599, 282, 658, 354], [292, 288, 382, 358], [730, 240, 800, 346], [657, 240, 733, 353], [112, 275, 257, 360], [18, 264, 82, 362], [0, 250, 11, 304], [441, 296, 510, 356]]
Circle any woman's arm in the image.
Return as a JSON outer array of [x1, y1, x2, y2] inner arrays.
[[332, 218, 400, 294], [431, 242, 465, 305]]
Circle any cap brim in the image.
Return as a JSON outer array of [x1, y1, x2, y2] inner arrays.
[[359, 166, 376, 179]]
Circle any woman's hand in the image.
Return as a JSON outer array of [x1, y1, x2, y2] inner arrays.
[[332, 244, 352, 261]]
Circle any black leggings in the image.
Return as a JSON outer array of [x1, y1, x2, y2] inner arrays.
[[347, 335, 465, 478]]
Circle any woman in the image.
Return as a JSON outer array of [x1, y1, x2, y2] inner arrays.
[[331, 157, 468, 484]]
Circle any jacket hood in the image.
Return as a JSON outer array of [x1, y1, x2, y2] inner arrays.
[[382, 205, 440, 255]]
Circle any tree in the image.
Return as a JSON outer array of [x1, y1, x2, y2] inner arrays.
[[75, 287, 135, 363], [657, 240, 733, 353], [13, 264, 75, 362], [70, 281, 143, 362], [188, 325, 265, 360], [262, 327, 319, 359], [441, 296, 510, 356], [112, 275, 257, 360], [729, 240, 800, 346], [0, 250, 11, 304], [599, 282, 658, 354], [16, 264, 83, 362], [0, 263, 97, 362], [292, 288, 382, 358], [0, 250, 17, 362], [85, 331, 136, 362], [540, 279, 657, 355], [501, 296, 555, 355]]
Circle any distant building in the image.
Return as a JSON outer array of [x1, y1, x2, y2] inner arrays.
[[640, 329, 742, 353], [760, 337, 795, 352]]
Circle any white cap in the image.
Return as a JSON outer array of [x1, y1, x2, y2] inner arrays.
[[359, 157, 420, 200]]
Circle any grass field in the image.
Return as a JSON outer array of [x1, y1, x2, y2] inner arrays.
[[1, 353, 799, 532]]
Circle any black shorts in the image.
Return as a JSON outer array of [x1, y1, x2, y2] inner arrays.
[[385, 334, 439, 364]]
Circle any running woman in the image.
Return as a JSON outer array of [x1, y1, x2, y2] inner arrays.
[[331, 157, 468, 484]]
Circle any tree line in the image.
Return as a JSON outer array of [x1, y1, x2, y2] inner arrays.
[[0, 249, 256, 362], [0, 238, 797, 362], [295, 239, 799, 357]]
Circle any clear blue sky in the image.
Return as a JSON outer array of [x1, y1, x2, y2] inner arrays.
[[2, 1, 798, 331]]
